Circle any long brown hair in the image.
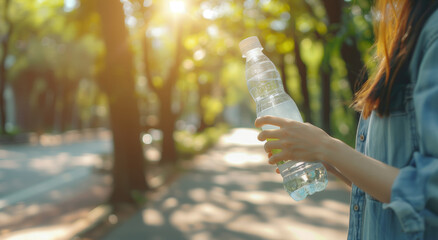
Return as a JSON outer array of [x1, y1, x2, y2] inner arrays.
[[352, 0, 438, 118]]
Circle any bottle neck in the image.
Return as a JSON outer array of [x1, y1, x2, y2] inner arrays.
[[245, 48, 263, 61]]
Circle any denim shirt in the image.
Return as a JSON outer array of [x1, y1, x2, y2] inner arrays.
[[347, 9, 438, 240]]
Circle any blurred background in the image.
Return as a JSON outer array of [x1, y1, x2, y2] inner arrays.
[[0, 0, 375, 239]]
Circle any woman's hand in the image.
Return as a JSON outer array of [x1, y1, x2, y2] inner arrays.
[[257, 116, 353, 187], [255, 115, 333, 165]]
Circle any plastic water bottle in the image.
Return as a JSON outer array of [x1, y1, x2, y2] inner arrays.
[[239, 36, 328, 201]]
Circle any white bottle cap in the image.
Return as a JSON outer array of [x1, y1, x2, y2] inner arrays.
[[239, 36, 263, 57]]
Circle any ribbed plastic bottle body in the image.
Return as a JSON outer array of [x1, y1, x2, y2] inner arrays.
[[245, 48, 328, 201]]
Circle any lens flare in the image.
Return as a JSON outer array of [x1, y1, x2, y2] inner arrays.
[[169, 0, 186, 14]]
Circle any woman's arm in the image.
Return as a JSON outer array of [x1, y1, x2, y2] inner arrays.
[[323, 135, 399, 203], [255, 116, 398, 203], [321, 162, 352, 187]]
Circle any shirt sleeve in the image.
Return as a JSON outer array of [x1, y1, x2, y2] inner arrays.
[[383, 38, 438, 236]]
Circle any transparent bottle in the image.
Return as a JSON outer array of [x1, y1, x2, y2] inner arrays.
[[239, 36, 328, 201]]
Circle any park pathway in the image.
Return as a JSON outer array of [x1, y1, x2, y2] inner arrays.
[[0, 130, 112, 240], [104, 128, 351, 240]]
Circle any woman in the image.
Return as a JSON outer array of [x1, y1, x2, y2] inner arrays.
[[255, 0, 438, 239]]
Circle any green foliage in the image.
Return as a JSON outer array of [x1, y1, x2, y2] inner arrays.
[[3, 0, 375, 146], [201, 96, 223, 125], [221, 58, 247, 106], [175, 123, 229, 157]]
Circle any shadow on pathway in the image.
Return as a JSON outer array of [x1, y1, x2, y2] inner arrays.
[[104, 128, 351, 240]]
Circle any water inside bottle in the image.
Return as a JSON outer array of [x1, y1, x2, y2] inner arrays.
[[258, 97, 327, 201], [247, 79, 283, 101], [257, 96, 303, 124], [281, 162, 327, 201]]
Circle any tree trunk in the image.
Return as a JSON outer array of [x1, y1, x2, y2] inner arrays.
[[321, 62, 332, 134], [197, 80, 213, 133], [290, 17, 312, 123], [341, 41, 367, 122], [341, 39, 368, 95], [97, 0, 149, 204], [322, 0, 365, 124], [43, 71, 57, 132], [158, 85, 178, 164], [59, 80, 78, 132], [0, 0, 13, 134], [318, 0, 342, 133], [197, 94, 207, 133], [278, 54, 290, 96], [13, 70, 36, 132], [143, 16, 185, 165], [322, 0, 342, 24]]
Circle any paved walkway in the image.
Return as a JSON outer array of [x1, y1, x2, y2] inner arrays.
[[0, 131, 112, 240], [104, 128, 351, 240]]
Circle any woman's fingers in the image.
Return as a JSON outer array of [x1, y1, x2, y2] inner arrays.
[[269, 151, 283, 173], [257, 129, 285, 141], [255, 115, 290, 128], [268, 151, 289, 164], [264, 139, 284, 153]]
